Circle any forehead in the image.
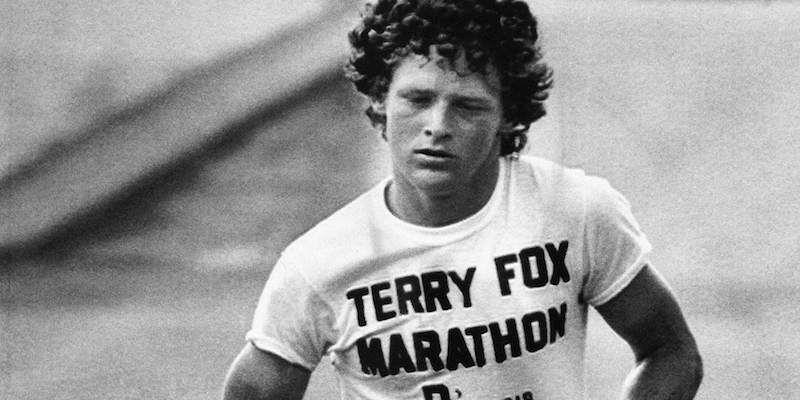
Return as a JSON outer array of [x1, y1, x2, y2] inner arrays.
[[389, 52, 502, 97]]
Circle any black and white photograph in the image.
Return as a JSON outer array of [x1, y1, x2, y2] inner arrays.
[[2, 1, 798, 399]]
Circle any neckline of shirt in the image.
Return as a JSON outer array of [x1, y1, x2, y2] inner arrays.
[[373, 157, 510, 246]]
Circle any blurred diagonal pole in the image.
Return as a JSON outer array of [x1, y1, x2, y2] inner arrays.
[[0, 3, 356, 256]]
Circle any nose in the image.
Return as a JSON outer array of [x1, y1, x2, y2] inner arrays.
[[423, 101, 453, 138]]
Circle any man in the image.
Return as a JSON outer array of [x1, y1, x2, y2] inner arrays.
[[222, 1, 703, 399]]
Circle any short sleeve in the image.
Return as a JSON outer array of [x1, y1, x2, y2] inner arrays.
[[245, 258, 333, 371], [581, 177, 653, 306]]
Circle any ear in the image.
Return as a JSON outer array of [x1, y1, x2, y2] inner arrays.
[[371, 99, 386, 114], [370, 100, 388, 141], [498, 120, 515, 136]]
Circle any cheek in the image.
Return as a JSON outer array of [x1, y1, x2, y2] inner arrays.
[[384, 116, 415, 152], [386, 108, 423, 138], [459, 117, 502, 145]]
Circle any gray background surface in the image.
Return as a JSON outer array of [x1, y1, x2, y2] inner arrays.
[[2, 1, 799, 399]]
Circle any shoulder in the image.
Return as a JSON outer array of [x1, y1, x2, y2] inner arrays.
[[514, 155, 627, 208], [508, 156, 643, 242], [512, 155, 594, 191], [510, 155, 612, 212], [278, 180, 386, 286], [285, 185, 379, 257]]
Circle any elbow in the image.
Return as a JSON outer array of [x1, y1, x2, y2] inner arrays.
[[666, 339, 704, 392], [637, 338, 704, 392], [687, 345, 704, 390], [674, 334, 704, 391]]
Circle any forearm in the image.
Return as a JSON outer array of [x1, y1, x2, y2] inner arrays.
[[621, 342, 703, 400]]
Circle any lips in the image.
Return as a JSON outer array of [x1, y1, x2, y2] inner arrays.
[[414, 148, 455, 159]]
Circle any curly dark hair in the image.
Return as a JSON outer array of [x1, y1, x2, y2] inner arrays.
[[345, 0, 553, 155]]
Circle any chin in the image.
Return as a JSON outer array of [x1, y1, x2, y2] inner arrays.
[[409, 170, 462, 194]]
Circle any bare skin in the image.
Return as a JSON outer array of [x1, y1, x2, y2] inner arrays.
[[597, 265, 703, 399], [377, 49, 506, 227], [222, 343, 310, 400], [222, 51, 702, 400]]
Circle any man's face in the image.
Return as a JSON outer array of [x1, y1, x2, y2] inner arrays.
[[379, 50, 505, 198]]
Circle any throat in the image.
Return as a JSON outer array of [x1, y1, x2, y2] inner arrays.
[[386, 166, 499, 227]]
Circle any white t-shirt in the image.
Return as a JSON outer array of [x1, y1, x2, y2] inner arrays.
[[247, 156, 652, 400]]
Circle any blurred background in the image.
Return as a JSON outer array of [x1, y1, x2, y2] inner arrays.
[[2, 0, 799, 399]]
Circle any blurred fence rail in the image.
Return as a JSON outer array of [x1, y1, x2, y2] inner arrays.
[[0, 4, 355, 255]]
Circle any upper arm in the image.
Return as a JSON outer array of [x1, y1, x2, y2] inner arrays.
[[595, 265, 699, 363], [222, 343, 312, 400]]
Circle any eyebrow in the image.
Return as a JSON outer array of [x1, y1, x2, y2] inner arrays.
[[396, 87, 495, 104], [396, 88, 434, 96]]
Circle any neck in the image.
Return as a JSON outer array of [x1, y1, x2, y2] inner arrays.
[[386, 159, 501, 227]]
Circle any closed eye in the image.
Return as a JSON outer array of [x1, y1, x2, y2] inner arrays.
[[407, 96, 433, 106], [454, 99, 494, 112], [399, 91, 434, 107], [456, 101, 489, 111]]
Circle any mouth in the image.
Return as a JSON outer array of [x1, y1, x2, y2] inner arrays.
[[414, 149, 456, 159]]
